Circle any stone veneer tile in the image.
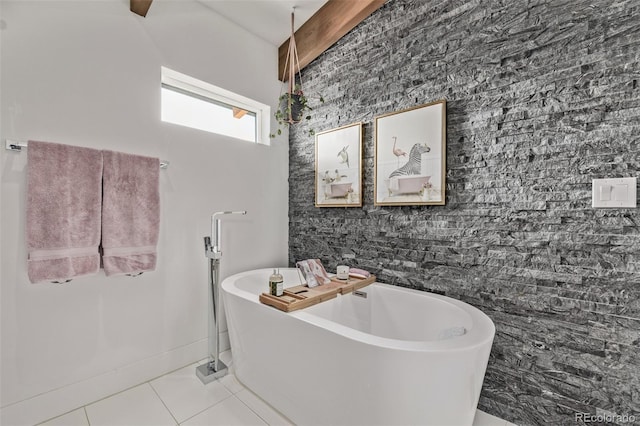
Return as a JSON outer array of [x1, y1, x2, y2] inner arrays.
[[288, 0, 640, 424]]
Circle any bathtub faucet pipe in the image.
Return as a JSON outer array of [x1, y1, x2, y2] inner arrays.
[[210, 210, 247, 255]]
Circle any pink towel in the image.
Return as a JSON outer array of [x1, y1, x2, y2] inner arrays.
[[26, 141, 103, 283], [101, 150, 160, 276]]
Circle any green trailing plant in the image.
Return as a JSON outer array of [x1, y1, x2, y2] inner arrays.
[[270, 10, 324, 138], [271, 84, 324, 138]]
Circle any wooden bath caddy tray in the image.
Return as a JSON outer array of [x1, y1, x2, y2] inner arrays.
[[259, 275, 376, 313]]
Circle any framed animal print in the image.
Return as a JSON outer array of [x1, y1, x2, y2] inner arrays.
[[315, 122, 363, 207], [374, 100, 446, 206]]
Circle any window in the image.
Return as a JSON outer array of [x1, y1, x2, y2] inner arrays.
[[161, 67, 270, 144]]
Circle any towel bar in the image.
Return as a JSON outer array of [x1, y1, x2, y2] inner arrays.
[[5, 139, 169, 169]]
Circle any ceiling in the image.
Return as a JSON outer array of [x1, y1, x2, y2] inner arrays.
[[197, 0, 327, 46]]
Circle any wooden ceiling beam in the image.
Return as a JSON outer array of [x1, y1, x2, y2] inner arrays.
[[278, 0, 386, 82], [130, 0, 153, 17]]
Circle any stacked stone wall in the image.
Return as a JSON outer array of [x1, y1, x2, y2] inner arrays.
[[289, 1, 640, 424]]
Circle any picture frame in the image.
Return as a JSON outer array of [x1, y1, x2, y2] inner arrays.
[[315, 122, 363, 207], [374, 100, 446, 206]]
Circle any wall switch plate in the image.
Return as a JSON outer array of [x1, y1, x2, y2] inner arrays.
[[592, 177, 637, 208]]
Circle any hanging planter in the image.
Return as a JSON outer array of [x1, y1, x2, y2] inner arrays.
[[275, 84, 310, 127], [279, 90, 305, 124], [271, 10, 323, 137]]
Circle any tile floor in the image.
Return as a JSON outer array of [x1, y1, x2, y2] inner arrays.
[[37, 353, 515, 426]]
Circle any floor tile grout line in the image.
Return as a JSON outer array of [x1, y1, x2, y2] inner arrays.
[[40, 364, 204, 425], [13, 353, 208, 417], [81, 361, 199, 413], [236, 387, 292, 426], [83, 381, 149, 412], [35, 408, 79, 426], [81, 358, 234, 426], [228, 373, 288, 424], [176, 392, 236, 425], [234, 394, 269, 426], [83, 382, 177, 426], [148, 380, 180, 425], [219, 375, 243, 395], [83, 406, 91, 426]]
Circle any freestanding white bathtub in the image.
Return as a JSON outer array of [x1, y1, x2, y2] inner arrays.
[[222, 268, 495, 426]]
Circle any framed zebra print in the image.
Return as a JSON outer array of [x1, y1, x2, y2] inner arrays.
[[315, 122, 363, 207], [374, 100, 446, 206]]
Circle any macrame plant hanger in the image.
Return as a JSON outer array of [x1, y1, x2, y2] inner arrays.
[[280, 7, 304, 124]]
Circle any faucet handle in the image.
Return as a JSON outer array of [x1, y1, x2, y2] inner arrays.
[[204, 236, 222, 259]]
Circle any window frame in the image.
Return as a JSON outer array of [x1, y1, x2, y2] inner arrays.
[[161, 66, 271, 145]]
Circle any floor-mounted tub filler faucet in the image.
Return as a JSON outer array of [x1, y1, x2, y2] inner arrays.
[[197, 210, 247, 384]]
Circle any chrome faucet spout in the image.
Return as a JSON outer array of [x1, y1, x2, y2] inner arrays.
[[210, 211, 247, 255]]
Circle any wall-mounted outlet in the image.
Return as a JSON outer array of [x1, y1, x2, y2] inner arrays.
[[592, 177, 637, 208]]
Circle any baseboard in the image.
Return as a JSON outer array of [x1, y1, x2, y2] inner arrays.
[[0, 339, 207, 426]]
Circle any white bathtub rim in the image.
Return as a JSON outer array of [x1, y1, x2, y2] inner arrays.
[[222, 268, 495, 353]]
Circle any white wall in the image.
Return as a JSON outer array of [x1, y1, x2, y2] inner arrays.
[[0, 1, 288, 423]]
